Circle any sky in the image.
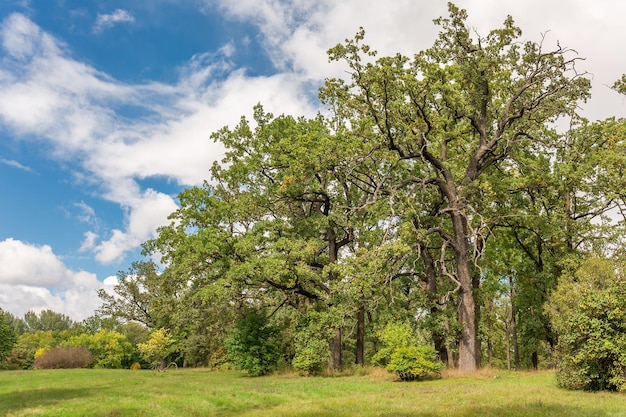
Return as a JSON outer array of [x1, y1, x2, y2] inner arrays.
[[1, 0, 626, 322]]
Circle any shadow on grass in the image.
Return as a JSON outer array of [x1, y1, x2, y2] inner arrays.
[[0, 387, 93, 415], [396, 403, 609, 417], [283, 403, 609, 417]]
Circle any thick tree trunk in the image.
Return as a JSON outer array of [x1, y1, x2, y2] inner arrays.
[[329, 327, 342, 370], [355, 303, 365, 366], [451, 210, 478, 371]]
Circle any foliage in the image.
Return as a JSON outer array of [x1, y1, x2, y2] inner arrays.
[[11, 330, 73, 369], [24, 309, 74, 332], [32, 347, 94, 369], [65, 330, 134, 369], [371, 321, 421, 366], [553, 259, 626, 391], [386, 346, 445, 381], [225, 309, 280, 376], [0, 318, 16, 363], [92, 3, 626, 373], [291, 312, 333, 374], [137, 328, 177, 370]]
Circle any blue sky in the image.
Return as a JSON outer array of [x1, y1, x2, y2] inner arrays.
[[1, 0, 626, 321]]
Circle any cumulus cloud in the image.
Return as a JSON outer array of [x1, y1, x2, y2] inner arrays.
[[93, 9, 136, 33], [0, 12, 318, 268], [0, 238, 114, 320]]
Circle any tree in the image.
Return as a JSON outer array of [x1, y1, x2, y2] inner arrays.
[[0, 318, 16, 363], [23, 309, 74, 332], [225, 308, 280, 376], [322, 3, 589, 370], [209, 105, 386, 369], [550, 259, 626, 391], [137, 328, 177, 370], [97, 260, 184, 331]]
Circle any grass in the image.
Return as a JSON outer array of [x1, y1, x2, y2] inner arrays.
[[1, 368, 626, 416]]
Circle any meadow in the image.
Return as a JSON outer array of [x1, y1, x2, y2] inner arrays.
[[1, 368, 625, 417]]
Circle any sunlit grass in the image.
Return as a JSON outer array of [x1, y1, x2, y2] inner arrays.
[[1, 368, 625, 416]]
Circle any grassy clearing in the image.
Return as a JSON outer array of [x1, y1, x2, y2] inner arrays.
[[1, 368, 625, 417]]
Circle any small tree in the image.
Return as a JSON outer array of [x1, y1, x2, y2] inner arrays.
[[371, 321, 421, 367], [226, 309, 280, 376], [551, 259, 626, 391], [0, 319, 16, 364], [137, 328, 176, 370], [291, 311, 333, 375], [371, 321, 443, 381]]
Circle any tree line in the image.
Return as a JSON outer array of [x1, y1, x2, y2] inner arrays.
[[3, 3, 626, 389]]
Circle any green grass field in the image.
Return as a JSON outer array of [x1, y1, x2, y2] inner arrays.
[[1, 368, 625, 416]]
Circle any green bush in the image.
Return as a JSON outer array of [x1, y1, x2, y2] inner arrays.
[[555, 278, 626, 391], [371, 321, 420, 367], [386, 345, 444, 381], [291, 337, 328, 375], [291, 312, 331, 375], [226, 309, 280, 376]]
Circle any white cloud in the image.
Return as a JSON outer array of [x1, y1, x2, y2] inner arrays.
[[0, 238, 112, 320], [0, 157, 32, 171], [93, 187, 179, 264], [93, 9, 136, 34], [79, 231, 98, 252], [1, 12, 319, 267], [75, 201, 97, 225]]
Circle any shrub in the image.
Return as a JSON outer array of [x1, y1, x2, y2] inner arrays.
[[386, 345, 444, 381], [226, 309, 280, 376], [65, 330, 134, 369], [291, 337, 328, 375], [371, 321, 421, 367], [555, 278, 626, 391], [130, 362, 141, 370], [549, 259, 626, 391], [33, 347, 94, 369], [291, 312, 331, 375], [137, 328, 177, 370]]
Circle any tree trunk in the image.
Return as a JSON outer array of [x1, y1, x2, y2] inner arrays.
[[486, 303, 493, 366], [421, 243, 449, 366], [510, 276, 520, 370], [451, 210, 478, 371], [329, 327, 342, 370], [355, 303, 365, 366]]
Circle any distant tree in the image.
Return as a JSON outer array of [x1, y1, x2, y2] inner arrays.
[[78, 315, 119, 334], [1, 309, 27, 335], [0, 318, 16, 363], [24, 309, 74, 332]]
